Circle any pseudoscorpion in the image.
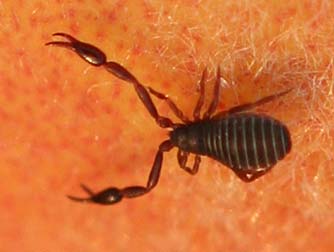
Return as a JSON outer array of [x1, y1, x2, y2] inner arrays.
[[46, 33, 292, 205]]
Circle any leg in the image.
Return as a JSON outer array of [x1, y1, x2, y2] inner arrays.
[[213, 88, 293, 118], [46, 33, 177, 129], [177, 150, 201, 175], [233, 167, 273, 183], [147, 87, 190, 123], [203, 66, 221, 119], [193, 68, 207, 121], [67, 140, 173, 205]]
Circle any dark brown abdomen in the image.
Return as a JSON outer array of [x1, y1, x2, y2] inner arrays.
[[197, 113, 291, 171]]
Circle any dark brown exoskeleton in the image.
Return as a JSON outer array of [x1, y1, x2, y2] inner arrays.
[[46, 33, 292, 205]]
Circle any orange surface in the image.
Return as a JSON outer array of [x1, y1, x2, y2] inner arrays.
[[1, 1, 334, 252]]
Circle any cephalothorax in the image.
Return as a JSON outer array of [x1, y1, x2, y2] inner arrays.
[[46, 33, 292, 205]]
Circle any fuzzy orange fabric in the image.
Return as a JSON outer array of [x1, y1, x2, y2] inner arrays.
[[1, 1, 333, 251]]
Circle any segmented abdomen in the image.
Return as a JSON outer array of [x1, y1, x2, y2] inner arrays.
[[201, 113, 291, 171]]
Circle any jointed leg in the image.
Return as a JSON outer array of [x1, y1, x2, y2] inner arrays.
[[227, 88, 293, 114], [213, 88, 293, 118], [46, 33, 177, 129], [136, 67, 209, 123], [177, 150, 201, 175], [67, 140, 173, 205], [193, 68, 207, 121], [233, 167, 273, 183], [203, 66, 221, 119], [147, 87, 190, 123]]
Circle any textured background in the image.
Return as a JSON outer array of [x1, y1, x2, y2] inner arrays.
[[1, 1, 333, 251]]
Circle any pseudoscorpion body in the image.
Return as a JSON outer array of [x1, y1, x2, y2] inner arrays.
[[46, 33, 292, 205], [172, 114, 291, 173]]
